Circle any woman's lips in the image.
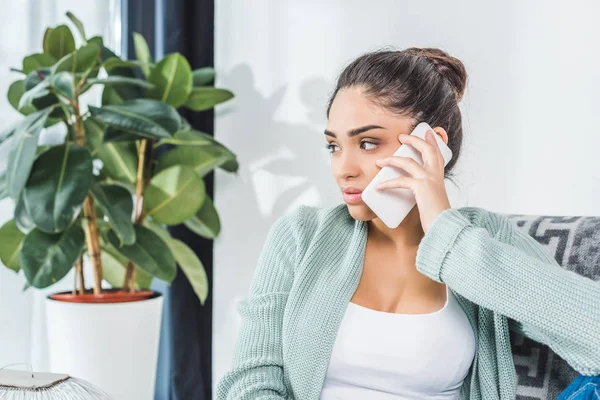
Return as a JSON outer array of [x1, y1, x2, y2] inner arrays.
[[343, 191, 363, 204]]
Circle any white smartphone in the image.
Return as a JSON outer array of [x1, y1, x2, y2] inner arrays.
[[361, 122, 453, 229]]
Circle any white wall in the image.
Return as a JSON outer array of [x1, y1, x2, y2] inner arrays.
[[213, 0, 600, 393]]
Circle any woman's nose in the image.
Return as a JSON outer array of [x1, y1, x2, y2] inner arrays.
[[335, 151, 361, 180]]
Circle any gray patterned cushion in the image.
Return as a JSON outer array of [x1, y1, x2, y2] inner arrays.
[[504, 213, 600, 399]]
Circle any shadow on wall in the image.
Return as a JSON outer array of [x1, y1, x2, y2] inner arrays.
[[216, 63, 342, 229], [211, 64, 343, 354]]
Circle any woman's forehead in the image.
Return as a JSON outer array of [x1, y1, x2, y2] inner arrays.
[[327, 88, 414, 136]]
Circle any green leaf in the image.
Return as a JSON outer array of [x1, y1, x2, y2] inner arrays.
[[23, 143, 94, 233], [133, 32, 153, 77], [88, 99, 180, 140], [22, 53, 56, 75], [66, 11, 86, 42], [145, 216, 208, 303], [42, 27, 54, 54], [95, 142, 138, 185], [178, 114, 191, 131], [82, 117, 104, 153], [143, 218, 172, 243], [221, 157, 239, 173], [9, 95, 60, 128], [192, 67, 216, 86], [184, 195, 220, 239], [91, 183, 135, 245], [52, 43, 100, 75], [101, 248, 127, 288], [102, 127, 139, 142], [0, 173, 7, 201], [99, 48, 144, 101], [0, 220, 25, 272], [7, 80, 34, 115], [45, 25, 76, 60], [143, 165, 206, 225], [0, 120, 20, 143], [18, 77, 51, 110], [85, 76, 154, 90], [49, 71, 74, 99], [156, 142, 238, 177], [147, 53, 192, 107], [156, 129, 215, 147], [101, 86, 124, 106], [14, 194, 35, 233], [7, 108, 53, 198], [154, 130, 239, 176], [20, 223, 85, 288], [168, 238, 208, 304], [107, 225, 176, 282], [101, 247, 153, 290], [35, 144, 53, 156], [87, 36, 104, 50], [184, 87, 234, 112], [21, 69, 65, 117], [135, 265, 154, 289], [7, 80, 24, 110], [102, 57, 151, 72]]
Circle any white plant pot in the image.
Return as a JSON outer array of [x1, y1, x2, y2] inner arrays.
[[45, 293, 163, 400]]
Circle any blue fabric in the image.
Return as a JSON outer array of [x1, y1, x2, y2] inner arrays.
[[153, 279, 172, 399], [557, 375, 600, 400]]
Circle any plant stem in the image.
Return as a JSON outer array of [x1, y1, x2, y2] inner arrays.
[[134, 139, 148, 222], [76, 254, 85, 295], [73, 100, 103, 295], [124, 139, 150, 292]]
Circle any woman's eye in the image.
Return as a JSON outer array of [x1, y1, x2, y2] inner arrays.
[[325, 143, 339, 154], [361, 141, 378, 151]]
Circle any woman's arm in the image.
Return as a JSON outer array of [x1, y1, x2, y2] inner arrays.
[[415, 208, 600, 376], [216, 212, 299, 400]]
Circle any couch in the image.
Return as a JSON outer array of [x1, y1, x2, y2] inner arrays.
[[505, 212, 600, 399]]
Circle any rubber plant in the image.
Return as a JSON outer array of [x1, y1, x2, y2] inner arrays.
[[0, 11, 236, 303]]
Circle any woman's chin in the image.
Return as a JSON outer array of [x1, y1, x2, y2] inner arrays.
[[345, 203, 376, 221]]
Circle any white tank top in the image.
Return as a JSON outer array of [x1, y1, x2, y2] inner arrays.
[[320, 285, 476, 400]]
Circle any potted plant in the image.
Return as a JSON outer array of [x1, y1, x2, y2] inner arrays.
[[0, 11, 236, 400]]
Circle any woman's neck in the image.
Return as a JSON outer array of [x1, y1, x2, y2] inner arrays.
[[367, 205, 425, 249]]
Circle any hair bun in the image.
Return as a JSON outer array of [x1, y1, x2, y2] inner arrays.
[[407, 48, 467, 102]]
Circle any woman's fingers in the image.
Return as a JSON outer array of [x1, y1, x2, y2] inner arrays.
[[375, 155, 425, 178], [398, 131, 443, 174], [425, 130, 445, 170], [376, 175, 418, 191], [375, 129, 447, 191]]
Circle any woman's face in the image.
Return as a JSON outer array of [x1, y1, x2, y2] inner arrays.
[[325, 86, 417, 221]]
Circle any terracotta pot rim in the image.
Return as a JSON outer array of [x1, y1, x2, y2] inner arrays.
[[47, 288, 161, 304]]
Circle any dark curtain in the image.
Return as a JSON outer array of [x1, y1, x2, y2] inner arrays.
[[122, 1, 215, 399]]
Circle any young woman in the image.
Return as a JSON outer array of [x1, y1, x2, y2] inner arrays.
[[216, 47, 600, 400]]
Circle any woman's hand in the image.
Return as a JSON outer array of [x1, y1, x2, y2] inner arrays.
[[374, 129, 451, 234]]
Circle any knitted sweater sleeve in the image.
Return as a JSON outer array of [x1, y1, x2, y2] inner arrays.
[[415, 208, 600, 376], [216, 212, 298, 400]]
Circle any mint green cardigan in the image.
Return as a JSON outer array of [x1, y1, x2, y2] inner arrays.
[[216, 204, 600, 400]]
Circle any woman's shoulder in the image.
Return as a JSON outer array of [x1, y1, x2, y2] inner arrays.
[[271, 203, 356, 245], [458, 205, 517, 227], [279, 204, 505, 233], [455, 205, 496, 221], [435, 206, 521, 245], [274, 204, 511, 245], [451, 205, 512, 228]]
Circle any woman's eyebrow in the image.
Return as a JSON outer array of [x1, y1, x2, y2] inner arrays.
[[324, 125, 386, 138]]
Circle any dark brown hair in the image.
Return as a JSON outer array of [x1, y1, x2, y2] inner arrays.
[[326, 47, 467, 180]]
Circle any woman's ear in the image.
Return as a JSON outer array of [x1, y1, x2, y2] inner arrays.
[[432, 127, 449, 145]]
